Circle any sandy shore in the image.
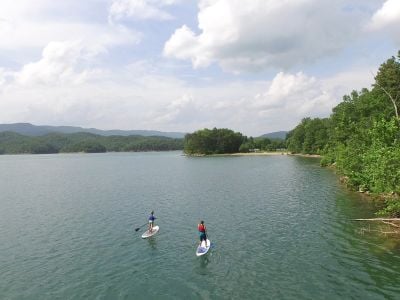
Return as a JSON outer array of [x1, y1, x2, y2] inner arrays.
[[287, 153, 321, 158], [229, 152, 287, 156], [223, 152, 321, 158]]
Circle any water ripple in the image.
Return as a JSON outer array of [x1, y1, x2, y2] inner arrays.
[[1, 153, 400, 299]]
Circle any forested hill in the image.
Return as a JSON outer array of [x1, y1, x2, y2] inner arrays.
[[0, 132, 183, 154], [259, 131, 287, 140], [0, 123, 186, 139], [286, 51, 400, 216]]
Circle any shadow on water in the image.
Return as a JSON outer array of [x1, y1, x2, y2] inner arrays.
[[193, 242, 216, 276], [146, 237, 158, 250], [194, 255, 211, 275]]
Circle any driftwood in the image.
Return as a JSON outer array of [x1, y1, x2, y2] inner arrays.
[[382, 221, 400, 228], [353, 218, 400, 222], [353, 218, 400, 236]]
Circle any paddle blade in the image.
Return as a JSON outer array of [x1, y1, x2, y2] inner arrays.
[[135, 228, 140, 231]]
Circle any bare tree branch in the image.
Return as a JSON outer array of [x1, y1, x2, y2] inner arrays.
[[353, 218, 400, 221], [371, 71, 400, 123]]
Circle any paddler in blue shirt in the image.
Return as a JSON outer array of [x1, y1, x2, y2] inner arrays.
[[148, 211, 156, 233]]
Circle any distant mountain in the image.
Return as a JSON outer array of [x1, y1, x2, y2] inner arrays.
[[259, 131, 287, 140], [0, 123, 186, 139]]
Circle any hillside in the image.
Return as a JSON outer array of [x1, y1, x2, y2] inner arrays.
[[259, 131, 287, 140], [0, 123, 186, 139], [0, 131, 183, 154]]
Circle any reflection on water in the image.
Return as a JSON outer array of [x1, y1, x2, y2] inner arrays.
[[194, 252, 211, 275], [199, 256, 210, 267], [147, 237, 158, 250]]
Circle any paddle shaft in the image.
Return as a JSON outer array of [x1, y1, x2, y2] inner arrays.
[[135, 222, 148, 231]]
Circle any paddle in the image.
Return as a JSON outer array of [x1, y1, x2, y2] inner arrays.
[[134, 223, 148, 232]]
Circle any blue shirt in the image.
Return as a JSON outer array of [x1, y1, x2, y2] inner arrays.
[[149, 215, 156, 221]]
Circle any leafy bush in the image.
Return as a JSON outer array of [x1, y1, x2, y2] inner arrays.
[[376, 199, 400, 217]]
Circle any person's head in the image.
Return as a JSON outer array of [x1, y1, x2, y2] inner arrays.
[[200, 220, 204, 225], [151, 211, 154, 215]]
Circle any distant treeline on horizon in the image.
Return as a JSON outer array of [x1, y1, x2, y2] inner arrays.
[[0, 128, 287, 155], [0, 132, 184, 154]]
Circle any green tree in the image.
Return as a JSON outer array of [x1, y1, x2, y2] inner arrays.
[[184, 128, 245, 154], [288, 50, 400, 216]]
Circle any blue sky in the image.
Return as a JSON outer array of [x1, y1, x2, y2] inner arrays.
[[0, 0, 399, 136]]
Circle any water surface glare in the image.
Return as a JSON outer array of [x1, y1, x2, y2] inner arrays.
[[1, 152, 399, 299]]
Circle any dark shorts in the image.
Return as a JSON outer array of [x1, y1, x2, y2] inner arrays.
[[199, 233, 207, 242]]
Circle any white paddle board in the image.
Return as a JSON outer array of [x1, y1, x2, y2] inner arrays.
[[141, 225, 160, 239], [196, 239, 211, 256]]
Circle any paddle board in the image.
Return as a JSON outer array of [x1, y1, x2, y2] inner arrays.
[[196, 239, 211, 256], [141, 225, 160, 239]]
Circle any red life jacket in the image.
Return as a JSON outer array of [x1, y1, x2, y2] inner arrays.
[[198, 224, 206, 233]]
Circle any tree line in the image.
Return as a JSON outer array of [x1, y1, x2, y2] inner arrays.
[[286, 51, 400, 216], [0, 132, 184, 154], [184, 127, 286, 155]]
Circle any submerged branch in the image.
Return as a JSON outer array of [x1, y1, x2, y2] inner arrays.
[[382, 221, 400, 228], [355, 218, 400, 236], [353, 218, 400, 222]]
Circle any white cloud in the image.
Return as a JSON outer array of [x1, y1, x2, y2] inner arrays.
[[0, 0, 140, 52], [369, 0, 400, 30], [164, 0, 375, 72], [249, 69, 375, 133], [109, 0, 179, 22], [0, 58, 377, 135], [0, 68, 5, 86], [149, 76, 314, 133], [254, 72, 327, 114], [148, 68, 375, 135], [368, 0, 400, 44], [0, 19, 140, 51], [0, 53, 191, 131], [14, 41, 103, 86], [149, 94, 203, 125], [0, 0, 389, 136]]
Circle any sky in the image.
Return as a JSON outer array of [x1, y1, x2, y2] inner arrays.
[[0, 0, 399, 136]]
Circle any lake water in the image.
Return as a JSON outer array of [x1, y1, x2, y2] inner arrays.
[[1, 152, 399, 299]]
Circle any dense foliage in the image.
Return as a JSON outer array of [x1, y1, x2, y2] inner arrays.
[[286, 51, 400, 216], [184, 128, 245, 154], [0, 132, 184, 154], [184, 128, 286, 155], [286, 118, 329, 154]]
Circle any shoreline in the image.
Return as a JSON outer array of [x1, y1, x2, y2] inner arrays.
[[0, 150, 183, 156], [287, 153, 321, 158], [186, 151, 321, 158]]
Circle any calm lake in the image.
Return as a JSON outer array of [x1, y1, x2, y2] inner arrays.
[[1, 152, 399, 299]]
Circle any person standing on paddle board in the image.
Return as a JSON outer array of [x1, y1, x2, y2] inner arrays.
[[198, 220, 207, 247], [148, 211, 156, 233]]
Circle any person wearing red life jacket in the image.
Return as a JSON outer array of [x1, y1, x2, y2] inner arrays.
[[198, 220, 207, 248]]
